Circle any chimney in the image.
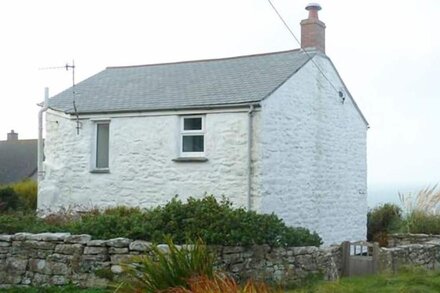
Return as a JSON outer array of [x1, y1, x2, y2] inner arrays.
[[7, 130, 18, 141], [300, 3, 326, 53]]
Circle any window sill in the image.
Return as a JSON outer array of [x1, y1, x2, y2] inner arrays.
[[172, 157, 208, 163], [90, 168, 110, 174]]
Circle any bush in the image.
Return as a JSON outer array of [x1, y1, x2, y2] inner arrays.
[[0, 195, 322, 247], [406, 211, 440, 235], [143, 196, 322, 246], [0, 187, 19, 212], [0, 213, 60, 234], [0, 180, 37, 212], [67, 206, 155, 240], [10, 180, 38, 210], [367, 203, 402, 246]]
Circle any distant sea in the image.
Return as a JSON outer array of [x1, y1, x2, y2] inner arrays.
[[368, 183, 438, 208]]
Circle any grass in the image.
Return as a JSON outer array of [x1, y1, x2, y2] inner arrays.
[[288, 266, 440, 293], [0, 286, 105, 292], [2, 267, 440, 292]]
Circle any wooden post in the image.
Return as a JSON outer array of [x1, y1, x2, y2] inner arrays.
[[342, 241, 351, 277], [372, 242, 379, 274]]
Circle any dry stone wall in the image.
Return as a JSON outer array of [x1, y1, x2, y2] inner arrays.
[[0, 233, 342, 288], [4, 232, 440, 289], [387, 233, 440, 247], [379, 243, 440, 272]]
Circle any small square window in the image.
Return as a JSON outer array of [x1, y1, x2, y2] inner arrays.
[[181, 116, 205, 157], [183, 135, 204, 152]]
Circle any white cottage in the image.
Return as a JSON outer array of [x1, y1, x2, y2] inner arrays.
[[38, 4, 368, 245]]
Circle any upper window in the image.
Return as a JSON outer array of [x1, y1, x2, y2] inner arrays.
[[93, 121, 110, 171], [181, 116, 205, 157]]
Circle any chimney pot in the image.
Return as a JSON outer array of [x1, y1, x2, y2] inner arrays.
[[305, 3, 321, 19], [301, 3, 326, 53], [7, 130, 18, 141]]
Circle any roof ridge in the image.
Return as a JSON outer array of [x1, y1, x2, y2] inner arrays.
[[106, 48, 303, 69]]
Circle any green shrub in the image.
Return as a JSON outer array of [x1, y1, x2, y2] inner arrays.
[[0, 195, 322, 247], [0, 180, 37, 212], [0, 187, 20, 212], [405, 211, 440, 234], [10, 180, 37, 211], [367, 203, 402, 246], [144, 196, 322, 246], [67, 206, 154, 240], [118, 238, 215, 292], [0, 213, 59, 234]]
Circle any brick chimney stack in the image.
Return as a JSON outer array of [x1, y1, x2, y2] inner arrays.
[[301, 3, 326, 53], [7, 130, 18, 141]]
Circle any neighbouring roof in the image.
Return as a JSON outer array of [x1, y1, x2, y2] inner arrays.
[[0, 139, 38, 185], [49, 49, 315, 114]]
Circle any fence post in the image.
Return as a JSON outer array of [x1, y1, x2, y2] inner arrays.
[[342, 241, 351, 277], [372, 242, 379, 274]]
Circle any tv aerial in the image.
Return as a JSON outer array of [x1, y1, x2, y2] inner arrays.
[[39, 61, 80, 134]]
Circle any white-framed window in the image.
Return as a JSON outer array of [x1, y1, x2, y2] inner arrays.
[[180, 115, 205, 157], [91, 120, 110, 172]]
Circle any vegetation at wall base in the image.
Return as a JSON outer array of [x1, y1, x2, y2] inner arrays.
[[288, 266, 440, 293], [0, 195, 321, 247]]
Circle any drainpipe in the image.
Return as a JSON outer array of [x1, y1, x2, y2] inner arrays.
[[38, 87, 49, 182], [247, 104, 255, 211]]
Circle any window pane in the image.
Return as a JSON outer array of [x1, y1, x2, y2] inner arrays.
[[96, 124, 109, 168], [183, 135, 204, 152], [183, 117, 202, 131]]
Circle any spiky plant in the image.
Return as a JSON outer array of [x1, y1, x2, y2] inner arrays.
[[116, 238, 215, 293]]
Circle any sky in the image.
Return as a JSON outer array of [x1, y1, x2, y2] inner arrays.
[[0, 0, 439, 205]]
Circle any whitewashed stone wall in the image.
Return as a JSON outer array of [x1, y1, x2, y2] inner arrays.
[[39, 53, 367, 245], [39, 110, 261, 211], [260, 54, 368, 245]]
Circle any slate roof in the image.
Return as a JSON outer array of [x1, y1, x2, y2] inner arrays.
[[0, 139, 38, 185], [49, 49, 314, 114]]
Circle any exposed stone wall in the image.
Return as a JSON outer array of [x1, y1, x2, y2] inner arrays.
[[387, 234, 440, 247], [379, 243, 440, 272], [0, 233, 341, 288]]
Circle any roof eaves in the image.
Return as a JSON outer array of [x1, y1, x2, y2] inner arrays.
[[63, 101, 262, 116]]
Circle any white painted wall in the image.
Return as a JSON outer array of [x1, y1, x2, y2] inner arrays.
[[38, 54, 367, 246], [38, 109, 261, 212], [260, 54, 368, 245]]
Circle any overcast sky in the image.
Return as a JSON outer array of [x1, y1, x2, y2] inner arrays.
[[0, 0, 439, 195]]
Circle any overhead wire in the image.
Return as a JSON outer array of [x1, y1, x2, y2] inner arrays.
[[266, 0, 344, 100]]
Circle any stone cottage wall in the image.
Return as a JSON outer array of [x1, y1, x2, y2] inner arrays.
[[39, 109, 261, 213], [260, 54, 368, 245], [0, 233, 341, 288]]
